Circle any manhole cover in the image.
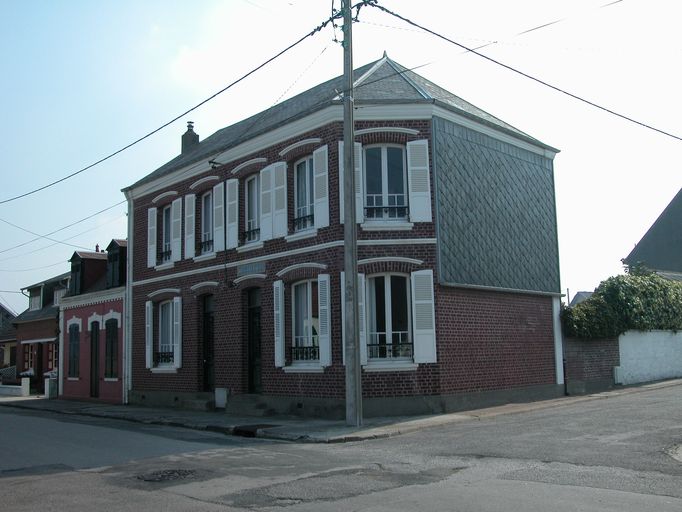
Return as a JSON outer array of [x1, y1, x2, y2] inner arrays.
[[137, 469, 196, 482]]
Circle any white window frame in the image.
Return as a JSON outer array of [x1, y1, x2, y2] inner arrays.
[[29, 293, 41, 311], [200, 190, 214, 254], [245, 175, 260, 243], [366, 273, 412, 361], [294, 156, 315, 232], [363, 145, 408, 221], [291, 280, 319, 363], [157, 300, 174, 366], [53, 288, 66, 306]]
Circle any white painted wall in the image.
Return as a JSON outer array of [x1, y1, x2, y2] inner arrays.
[[617, 330, 682, 385]]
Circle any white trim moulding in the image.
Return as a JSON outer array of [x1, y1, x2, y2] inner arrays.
[[354, 127, 419, 136], [276, 262, 328, 277], [279, 138, 323, 157], [147, 288, 181, 298], [231, 158, 267, 175], [152, 191, 179, 204], [189, 176, 220, 190]]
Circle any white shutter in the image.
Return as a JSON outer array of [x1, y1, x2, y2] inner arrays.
[[212, 182, 225, 252], [170, 198, 182, 262], [341, 271, 346, 365], [318, 274, 331, 367], [226, 179, 239, 249], [411, 269, 437, 363], [172, 296, 182, 368], [184, 194, 195, 259], [313, 145, 329, 229], [338, 141, 363, 224], [273, 280, 285, 367], [340, 271, 367, 365], [260, 166, 273, 241], [145, 301, 153, 368], [358, 272, 367, 365], [147, 208, 157, 268], [272, 162, 288, 238], [407, 139, 432, 222], [353, 142, 364, 222]]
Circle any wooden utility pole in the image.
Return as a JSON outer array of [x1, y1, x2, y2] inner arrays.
[[342, 0, 362, 426]]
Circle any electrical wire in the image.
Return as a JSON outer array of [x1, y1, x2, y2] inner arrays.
[[368, 2, 682, 142], [0, 213, 126, 263], [0, 7, 350, 206], [0, 200, 126, 255], [0, 261, 66, 272]]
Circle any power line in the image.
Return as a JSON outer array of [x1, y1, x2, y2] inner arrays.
[[0, 217, 91, 251], [0, 8, 347, 206], [0, 200, 126, 255], [369, 2, 682, 142], [0, 212, 126, 263], [0, 261, 66, 273]]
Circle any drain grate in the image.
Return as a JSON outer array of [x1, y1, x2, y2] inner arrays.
[[136, 469, 196, 482], [232, 424, 278, 438]]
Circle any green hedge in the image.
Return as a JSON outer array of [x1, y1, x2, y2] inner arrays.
[[561, 271, 682, 339]]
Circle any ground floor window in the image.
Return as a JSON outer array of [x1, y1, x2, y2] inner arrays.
[[105, 319, 118, 378], [292, 280, 319, 362], [68, 324, 80, 377], [145, 297, 182, 370], [367, 274, 412, 360]]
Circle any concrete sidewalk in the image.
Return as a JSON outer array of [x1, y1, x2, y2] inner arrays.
[[1, 379, 680, 443]]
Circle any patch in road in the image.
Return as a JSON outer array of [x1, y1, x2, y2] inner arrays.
[[0, 464, 73, 478], [217, 465, 466, 508]]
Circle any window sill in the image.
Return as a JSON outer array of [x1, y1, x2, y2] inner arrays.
[[360, 221, 414, 231], [282, 363, 325, 373], [67, 377, 80, 381], [150, 366, 178, 374], [364, 361, 418, 372], [104, 377, 119, 382], [155, 262, 174, 271], [236, 241, 264, 253], [285, 229, 318, 242], [193, 252, 216, 263]]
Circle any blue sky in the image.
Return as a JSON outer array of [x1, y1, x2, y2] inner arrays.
[[1, 0, 680, 314]]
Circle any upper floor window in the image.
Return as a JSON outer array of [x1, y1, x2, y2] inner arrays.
[[294, 156, 315, 232], [160, 204, 172, 263], [244, 175, 260, 243], [70, 261, 83, 295], [292, 280, 319, 362], [200, 190, 214, 254], [364, 146, 408, 220], [107, 251, 119, 288]]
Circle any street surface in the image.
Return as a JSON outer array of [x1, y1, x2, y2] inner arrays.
[[1, 385, 681, 511]]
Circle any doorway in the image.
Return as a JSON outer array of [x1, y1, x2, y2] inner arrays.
[[247, 288, 262, 394], [201, 295, 215, 392]]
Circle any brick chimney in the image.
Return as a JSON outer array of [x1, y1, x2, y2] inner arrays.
[[181, 121, 200, 154]]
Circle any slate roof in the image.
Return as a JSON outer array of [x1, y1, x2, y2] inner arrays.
[[13, 305, 59, 324], [624, 188, 682, 273], [71, 250, 108, 261], [125, 55, 556, 192], [0, 323, 16, 343], [21, 272, 70, 292]]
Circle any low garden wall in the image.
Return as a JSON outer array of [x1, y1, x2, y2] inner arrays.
[[563, 337, 619, 395], [616, 330, 682, 385]]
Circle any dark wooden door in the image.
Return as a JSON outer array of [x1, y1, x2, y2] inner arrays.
[[247, 289, 262, 394], [202, 295, 215, 392]]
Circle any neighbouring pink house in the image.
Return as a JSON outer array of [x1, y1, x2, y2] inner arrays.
[[59, 239, 126, 403]]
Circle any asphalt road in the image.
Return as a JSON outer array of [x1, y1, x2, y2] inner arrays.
[[1, 385, 681, 511]]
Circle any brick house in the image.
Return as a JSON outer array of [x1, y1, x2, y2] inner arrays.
[[59, 240, 126, 403], [13, 273, 69, 392], [123, 55, 563, 417]]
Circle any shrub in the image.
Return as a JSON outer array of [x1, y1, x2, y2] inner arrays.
[[561, 271, 682, 339]]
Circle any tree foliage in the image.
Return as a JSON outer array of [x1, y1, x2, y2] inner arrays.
[[561, 270, 682, 339]]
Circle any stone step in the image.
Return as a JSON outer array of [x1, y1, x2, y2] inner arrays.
[[225, 394, 277, 417]]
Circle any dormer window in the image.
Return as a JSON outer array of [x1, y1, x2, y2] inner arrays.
[[70, 262, 82, 295], [53, 288, 66, 306], [29, 290, 41, 311]]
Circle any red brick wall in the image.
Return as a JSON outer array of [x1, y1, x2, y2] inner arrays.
[[436, 286, 557, 393], [15, 318, 58, 375]]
